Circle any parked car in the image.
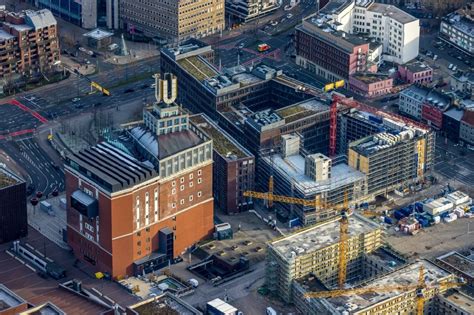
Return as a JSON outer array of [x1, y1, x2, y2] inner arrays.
[[448, 63, 453, 69], [452, 65, 457, 71], [286, 13, 293, 19], [72, 97, 80, 103]]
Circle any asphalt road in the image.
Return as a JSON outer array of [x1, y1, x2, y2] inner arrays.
[[2, 138, 64, 197]]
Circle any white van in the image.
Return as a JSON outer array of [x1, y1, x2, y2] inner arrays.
[[266, 307, 277, 315]]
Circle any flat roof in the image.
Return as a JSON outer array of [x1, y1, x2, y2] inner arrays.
[[367, 3, 417, 24], [444, 108, 464, 122], [270, 214, 380, 258], [400, 60, 432, 73], [0, 168, 23, 189], [128, 293, 201, 314], [351, 74, 391, 84], [437, 252, 474, 278], [441, 291, 474, 313], [0, 284, 26, 311], [264, 154, 366, 196], [177, 55, 218, 82], [326, 260, 452, 311], [19, 302, 65, 314], [190, 114, 252, 159], [276, 98, 329, 123], [0, 29, 15, 40], [83, 28, 114, 40]]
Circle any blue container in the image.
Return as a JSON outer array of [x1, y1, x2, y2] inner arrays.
[[394, 210, 406, 220], [360, 202, 369, 209], [401, 207, 413, 216], [415, 202, 424, 212], [440, 211, 450, 218], [384, 217, 393, 224], [288, 218, 301, 228]]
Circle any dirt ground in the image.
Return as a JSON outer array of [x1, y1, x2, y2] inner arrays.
[[386, 217, 474, 259]]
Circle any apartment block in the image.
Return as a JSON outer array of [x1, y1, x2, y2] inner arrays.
[[435, 251, 474, 287], [65, 75, 214, 278], [266, 214, 382, 303], [348, 123, 435, 196], [0, 168, 27, 244], [120, 0, 224, 43], [34, 0, 119, 29], [399, 85, 450, 125], [439, 4, 474, 57], [226, 0, 280, 22], [0, 9, 60, 79], [190, 114, 255, 214]]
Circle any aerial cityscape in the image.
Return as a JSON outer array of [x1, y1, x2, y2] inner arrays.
[[0, 0, 473, 314]]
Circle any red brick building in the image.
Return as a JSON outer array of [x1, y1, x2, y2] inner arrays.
[[0, 9, 60, 78], [65, 75, 214, 278], [191, 114, 255, 214], [349, 74, 393, 98], [398, 61, 433, 85], [295, 17, 372, 82]]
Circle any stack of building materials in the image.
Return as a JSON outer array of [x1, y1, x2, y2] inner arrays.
[[454, 208, 465, 218], [398, 217, 420, 234], [443, 213, 457, 223]]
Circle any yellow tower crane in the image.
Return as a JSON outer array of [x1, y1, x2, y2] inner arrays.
[[304, 265, 465, 315]]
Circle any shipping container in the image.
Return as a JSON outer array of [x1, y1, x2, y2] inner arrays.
[[384, 217, 393, 224], [207, 298, 239, 315], [394, 210, 406, 220]]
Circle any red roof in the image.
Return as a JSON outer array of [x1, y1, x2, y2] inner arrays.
[[462, 110, 474, 126]]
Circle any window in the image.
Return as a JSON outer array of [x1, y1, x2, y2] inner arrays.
[[198, 191, 202, 197], [172, 203, 176, 208], [172, 181, 176, 187], [198, 178, 202, 184], [180, 177, 185, 183], [172, 188, 176, 195], [189, 195, 193, 201], [189, 182, 193, 187], [189, 173, 193, 180], [180, 185, 185, 191], [180, 199, 185, 205], [198, 169, 202, 176]]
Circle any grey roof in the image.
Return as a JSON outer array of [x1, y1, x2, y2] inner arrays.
[[71, 190, 96, 206], [0, 29, 15, 40], [67, 142, 157, 193], [444, 108, 464, 121], [157, 129, 204, 159], [25, 9, 56, 30], [367, 3, 417, 24]]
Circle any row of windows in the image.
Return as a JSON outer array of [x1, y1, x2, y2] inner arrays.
[[171, 191, 203, 208]]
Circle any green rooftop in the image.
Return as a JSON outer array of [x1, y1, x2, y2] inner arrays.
[[191, 115, 247, 159], [178, 56, 218, 82]]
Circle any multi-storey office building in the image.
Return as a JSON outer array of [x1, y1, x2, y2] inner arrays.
[[190, 114, 255, 214], [266, 214, 382, 303], [0, 168, 27, 244], [34, 0, 119, 29], [348, 124, 435, 196], [439, 4, 474, 57], [65, 75, 214, 278], [226, 0, 280, 22], [0, 9, 60, 79], [296, 0, 419, 80], [120, 0, 224, 43]]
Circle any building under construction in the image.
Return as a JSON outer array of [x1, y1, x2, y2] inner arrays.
[[259, 135, 367, 225], [348, 120, 435, 197], [266, 214, 382, 303], [304, 260, 456, 315]]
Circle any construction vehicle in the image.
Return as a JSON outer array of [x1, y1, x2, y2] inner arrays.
[[304, 264, 465, 315]]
